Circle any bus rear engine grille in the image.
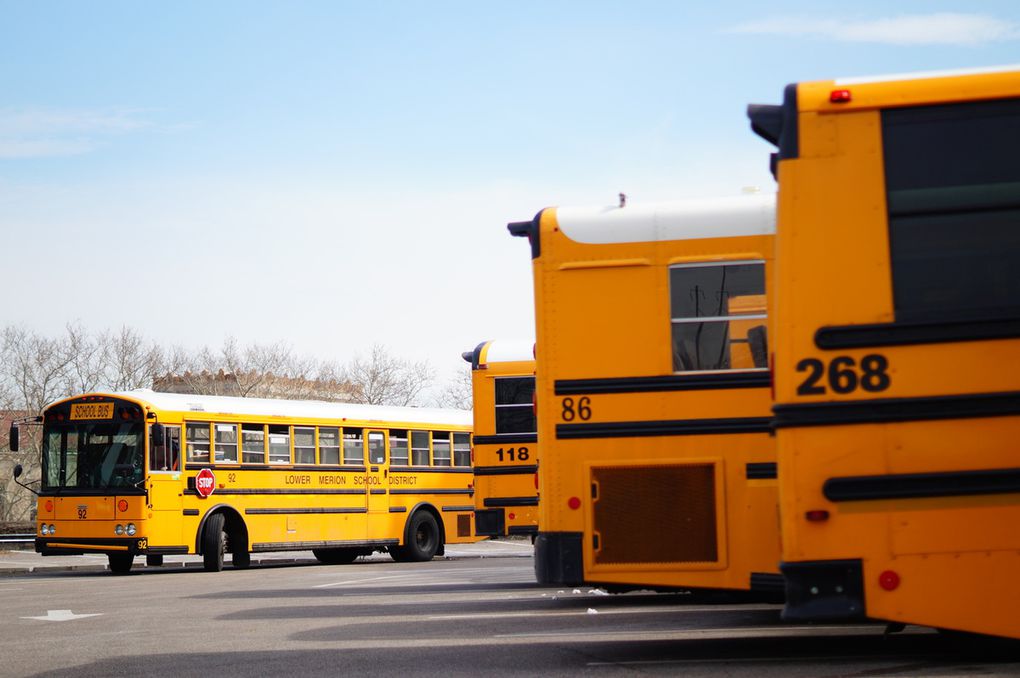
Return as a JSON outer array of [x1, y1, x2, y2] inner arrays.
[[592, 464, 718, 565]]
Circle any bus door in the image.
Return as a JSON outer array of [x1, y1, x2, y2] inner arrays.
[[147, 424, 183, 546], [366, 430, 389, 528]]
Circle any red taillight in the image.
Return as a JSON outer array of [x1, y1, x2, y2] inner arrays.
[[879, 570, 900, 591], [44, 500, 54, 512], [117, 499, 129, 512], [567, 496, 581, 510], [830, 88, 852, 103], [805, 509, 830, 522], [508, 512, 516, 521]]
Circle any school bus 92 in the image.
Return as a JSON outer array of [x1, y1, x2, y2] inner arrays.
[[11, 389, 476, 574]]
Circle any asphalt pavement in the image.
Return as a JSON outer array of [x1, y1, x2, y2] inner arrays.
[[0, 537, 534, 576]]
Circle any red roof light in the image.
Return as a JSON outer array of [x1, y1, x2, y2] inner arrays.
[[830, 89, 852, 103]]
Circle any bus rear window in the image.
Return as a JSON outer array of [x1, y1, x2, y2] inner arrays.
[[495, 377, 536, 434], [669, 262, 767, 372], [882, 97, 1020, 323]]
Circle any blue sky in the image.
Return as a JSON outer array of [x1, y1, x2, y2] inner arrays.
[[2, 1, 1019, 385]]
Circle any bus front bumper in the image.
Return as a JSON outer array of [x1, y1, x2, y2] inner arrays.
[[781, 559, 865, 622], [36, 537, 150, 557]]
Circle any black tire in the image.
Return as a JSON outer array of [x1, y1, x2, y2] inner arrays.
[[202, 513, 226, 572], [145, 554, 164, 567], [108, 553, 133, 575], [232, 550, 251, 569], [312, 547, 362, 565], [394, 511, 440, 562]]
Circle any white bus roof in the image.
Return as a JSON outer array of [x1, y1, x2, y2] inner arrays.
[[51, 389, 472, 427], [479, 340, 534, 366], [553, 193, 776, 245]]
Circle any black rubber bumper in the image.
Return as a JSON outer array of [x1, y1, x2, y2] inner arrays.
[[781, 559, 866, 622], [534, 531, 584, 586]]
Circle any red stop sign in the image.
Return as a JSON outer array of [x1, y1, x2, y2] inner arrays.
[[195, 468, 216, 498]]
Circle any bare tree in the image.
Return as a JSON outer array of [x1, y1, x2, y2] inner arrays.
[[0, 326, 71, 522], [343, 344, 434, 407], [101, 326, 167, 392], [433, 366, 473, 411]]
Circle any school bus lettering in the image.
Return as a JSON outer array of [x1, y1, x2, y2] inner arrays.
[[795, 354, 891, 396], [318, 474, 348, 485], [389, 475, 417, 486], [285, 474, 312, 485]]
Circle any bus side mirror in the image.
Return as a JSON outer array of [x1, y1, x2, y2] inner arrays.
[[150, 423, 165, 452], [13, 464, 23, 480], [9, 424, 18, 452]]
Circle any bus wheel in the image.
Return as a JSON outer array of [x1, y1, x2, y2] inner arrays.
[[145, 554, 164, 567], [394, 511, 440, 562], [109, 553, 133, 575], [232, 550, 251, 569], [312, 548, 361, 565], [202, 513, 226, 572]]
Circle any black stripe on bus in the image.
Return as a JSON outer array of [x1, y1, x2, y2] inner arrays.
[[182, 509, 200, 516], [245, 507, 368, 515], [483, 497, 540, 508], [370, 489, 387, 495], [388, 506, 408, 513], [388, 488, 474, 496], [556, 417, 773, 440], [508, 525, 539, 536], [750, 572, 785, 594], [474, 465, 539, 477], [146, 546, 189, 555], [773, 391, 1020, 429], [185, 465, 368, 473], [252, 539, 397, 552], [555, 372, 771, 395], [746, 462, 778, 480], [823, 467, 1020, 502], [185, 488, 367, 497], [388, 467, 474, 474], [815, 317, 1020, 350], [473, 434, 538, 445], [441, 505, 476, 512]]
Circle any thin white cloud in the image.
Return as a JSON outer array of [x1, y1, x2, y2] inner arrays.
[[0, 107, 153, 159], [728, 13, 1020, 46]]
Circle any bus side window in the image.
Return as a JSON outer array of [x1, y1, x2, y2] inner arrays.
[[150, 425, 181, 472], [368, 431, 385, 464]]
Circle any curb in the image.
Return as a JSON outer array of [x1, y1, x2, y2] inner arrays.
[[0, 549, 531, 576]]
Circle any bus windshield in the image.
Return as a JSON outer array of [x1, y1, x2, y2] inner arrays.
[[42, 422, 144, 491]]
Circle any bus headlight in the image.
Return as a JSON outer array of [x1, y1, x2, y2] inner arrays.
[[41, 524, 49, 536], [115, 524, 125, 536], [126, 523, 137, 536], [49, 524, 56, 535]]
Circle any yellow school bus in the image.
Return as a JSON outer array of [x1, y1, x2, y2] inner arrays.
[[509, 194, 782, 593], [14, 389, 476, 574], [749, 65, 1020, 639], [463, 340, 538, 538]]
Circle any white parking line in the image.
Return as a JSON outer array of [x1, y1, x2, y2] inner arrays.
[[314, 573, 420, 589]]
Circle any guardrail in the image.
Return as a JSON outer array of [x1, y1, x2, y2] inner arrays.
[[0, 533, 34, 546]]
